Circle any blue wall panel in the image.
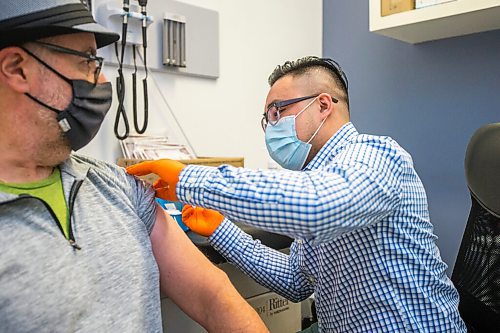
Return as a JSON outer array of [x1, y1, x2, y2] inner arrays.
[[323, 0, 500, 273]]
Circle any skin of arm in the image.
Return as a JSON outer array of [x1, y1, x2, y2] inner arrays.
[[150, 203, 269, 333]]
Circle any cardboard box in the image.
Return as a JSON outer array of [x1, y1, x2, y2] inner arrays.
[[381, 0, 415, 16], [117, 157, 244, 184]]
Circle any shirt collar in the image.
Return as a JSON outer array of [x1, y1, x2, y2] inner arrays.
[[60, 154, 90, 181], [0, 154, 89, 203], [304, 122, 358, 171]]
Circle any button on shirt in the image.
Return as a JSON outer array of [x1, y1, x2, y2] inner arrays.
[[177, 122, 466, 332]]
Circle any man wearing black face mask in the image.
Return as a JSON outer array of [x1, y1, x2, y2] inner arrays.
[[20, 40, 112, 151], [0, 1, 268, 332]]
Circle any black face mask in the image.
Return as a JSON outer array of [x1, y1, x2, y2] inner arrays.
[[23, 48, 113, 151]]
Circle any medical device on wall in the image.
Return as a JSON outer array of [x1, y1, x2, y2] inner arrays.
[[163, 13, 186, 68], [95, 0, 219, 79], [95, 0, 153, 140], [115, 0, 152, 140], [93, 0, 219, 153]]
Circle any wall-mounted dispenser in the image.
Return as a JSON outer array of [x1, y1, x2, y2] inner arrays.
[[158, 0, 219, 79], [163, 13, 186, 68]]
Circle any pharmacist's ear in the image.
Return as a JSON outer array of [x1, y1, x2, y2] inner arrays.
[[318, 93, 333, 118]]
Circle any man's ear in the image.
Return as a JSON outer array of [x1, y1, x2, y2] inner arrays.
[[318, 93, 333, 117], [0, 47, 31, 93]]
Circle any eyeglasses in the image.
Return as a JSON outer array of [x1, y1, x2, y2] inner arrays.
[[261, 94, 338, 131], [261, 94, 318, 131], [33, 41, 104, 84]]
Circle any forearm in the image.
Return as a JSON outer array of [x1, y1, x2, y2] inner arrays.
[[178, 163, 400, 243], [210, 220, 314, 302], [159, 261, 267, 332], [200, 269, 269, 333]]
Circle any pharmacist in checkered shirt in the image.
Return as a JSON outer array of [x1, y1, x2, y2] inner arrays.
[[127, 56, 466, 332]]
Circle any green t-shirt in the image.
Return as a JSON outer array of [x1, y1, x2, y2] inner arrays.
[[0, 167, 69, 238]]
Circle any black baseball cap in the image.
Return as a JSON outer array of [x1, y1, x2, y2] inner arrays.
[[0, 0, 119, 49]]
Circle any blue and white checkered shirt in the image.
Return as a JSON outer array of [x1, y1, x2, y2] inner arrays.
[[177, 122, 466, 332]]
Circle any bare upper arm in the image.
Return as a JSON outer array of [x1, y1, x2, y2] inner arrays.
[[149, 204, 268, 332], [151, 204, 221, 288], [150, 204, 230, 326]]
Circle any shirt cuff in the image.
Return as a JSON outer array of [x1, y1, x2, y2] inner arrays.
[[208, 218, 247, 259], [176, 164, 214, 206]]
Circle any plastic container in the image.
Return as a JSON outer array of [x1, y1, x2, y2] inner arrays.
[[156, 198, 189, 231]]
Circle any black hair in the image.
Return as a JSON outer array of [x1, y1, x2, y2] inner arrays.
[[268, 56, 349, 107]]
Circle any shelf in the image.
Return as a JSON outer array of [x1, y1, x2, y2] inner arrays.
[[369, 0, 500, 43]]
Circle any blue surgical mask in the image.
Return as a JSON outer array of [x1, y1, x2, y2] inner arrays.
[[265, 98, 325, 170]]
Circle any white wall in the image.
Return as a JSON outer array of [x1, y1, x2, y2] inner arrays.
[[82, 0, 323, 169]]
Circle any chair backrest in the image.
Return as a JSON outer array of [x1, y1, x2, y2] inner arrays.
[[451, 123, 500, 332]]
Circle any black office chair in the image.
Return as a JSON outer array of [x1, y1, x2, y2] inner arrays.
[[451, 123, 500, 332]]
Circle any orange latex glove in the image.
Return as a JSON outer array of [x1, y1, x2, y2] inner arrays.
[[182, 205, 225, 237], [126, 159, 186, 201]]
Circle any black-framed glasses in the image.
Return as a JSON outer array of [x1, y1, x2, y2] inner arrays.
[[261, 94, 318, 131], [261, 94, 339, 131], [33, 41, 104, 84]]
